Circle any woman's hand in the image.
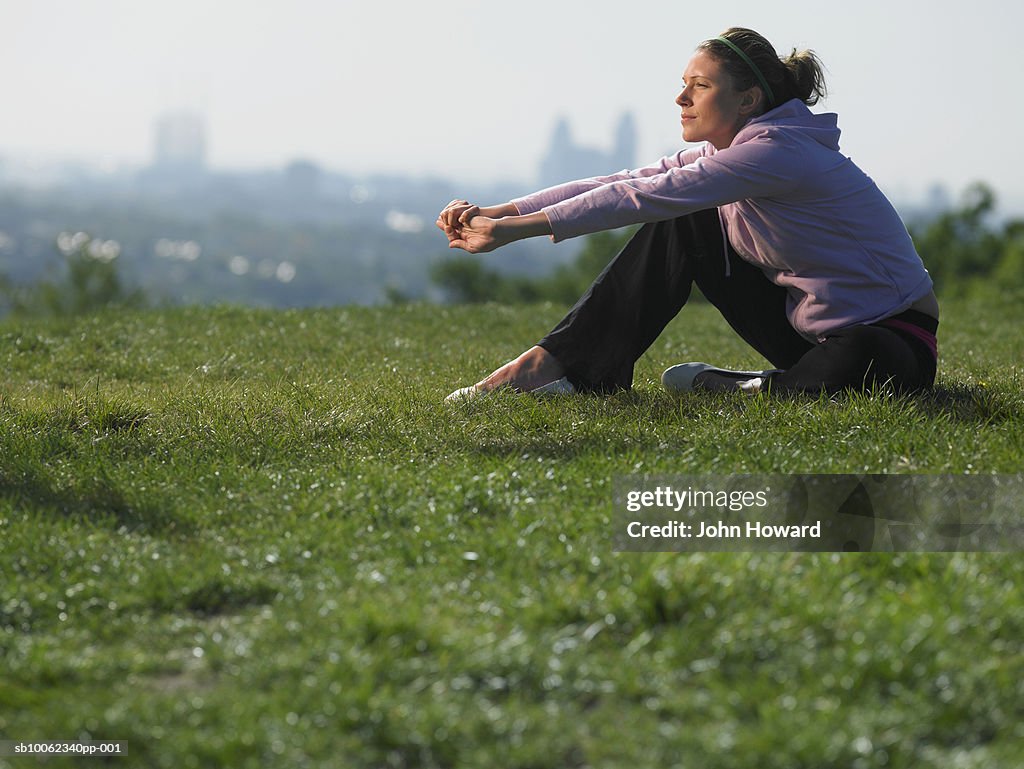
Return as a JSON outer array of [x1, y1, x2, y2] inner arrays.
[[447, 216, 505, 253], [436, 200, 521, 241], [438, 197, 551, 253], [447, 211, 554, 253], [436, 199, 476, 238]]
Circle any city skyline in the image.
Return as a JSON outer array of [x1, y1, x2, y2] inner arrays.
[[5, 0, 1023, 212], [0, 105, 640, 192]]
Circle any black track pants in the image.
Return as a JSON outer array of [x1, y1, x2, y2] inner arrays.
[[537, 209, 937, 395]]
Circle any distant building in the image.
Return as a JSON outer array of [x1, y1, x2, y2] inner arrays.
[[538, 111, 637, 188], [283, 159, 322, 199], [151, 111, 207, 175]]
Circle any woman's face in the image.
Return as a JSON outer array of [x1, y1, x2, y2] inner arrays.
[[675, 50, 760, 150]]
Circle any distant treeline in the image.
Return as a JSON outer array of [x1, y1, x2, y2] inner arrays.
[[429, 229, 637, 306], [906, 183, 1024, 296], [2, 183, 1020, 319], [0, 187, 575, 318]]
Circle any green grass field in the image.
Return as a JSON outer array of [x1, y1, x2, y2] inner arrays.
[[1, 295, 1022, 768]]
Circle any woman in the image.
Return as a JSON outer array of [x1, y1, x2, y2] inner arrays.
[[438, 27, 939, 400]]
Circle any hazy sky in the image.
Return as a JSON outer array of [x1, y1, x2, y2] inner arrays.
[[5, 0, 1023, 209]]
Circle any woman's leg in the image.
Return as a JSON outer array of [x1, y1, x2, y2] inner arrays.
[[767, 318, 938, 395], [465, 202, 937, 397], [539, 208, 811, 392], [464, 213, 709, 394], [471, 344, 566, 394]]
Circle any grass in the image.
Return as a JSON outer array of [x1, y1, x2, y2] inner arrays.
[[1, 295, 1022, 768]]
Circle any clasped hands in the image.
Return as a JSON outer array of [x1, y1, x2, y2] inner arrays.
[[435, 199, 506, 254], [437, 199, 552, 253]]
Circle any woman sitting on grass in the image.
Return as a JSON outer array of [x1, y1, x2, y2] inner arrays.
[[438, 27, 939, 400]]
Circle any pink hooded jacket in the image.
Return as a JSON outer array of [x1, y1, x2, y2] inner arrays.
[[511, 99, 933, 341]]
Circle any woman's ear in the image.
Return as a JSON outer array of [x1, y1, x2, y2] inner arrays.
[[738, 87, 765, 117]]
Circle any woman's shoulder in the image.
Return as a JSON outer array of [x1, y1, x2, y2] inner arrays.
[[734, 100, 841, 152], [703, 102, 846, 186]]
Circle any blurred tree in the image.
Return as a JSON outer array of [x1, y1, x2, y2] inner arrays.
[[1, 234, 146, 318], [910, 182, 1024, 295], [431, 256, 506, 304], [991, 219, 1024, 291], [430, 227, 637, 305]]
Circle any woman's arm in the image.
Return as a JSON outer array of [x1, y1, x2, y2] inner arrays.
[[512, 147, 707, 216], [436, 149, 710, 251], [538, 139, 803, 242], [446, 211, 552, 254]]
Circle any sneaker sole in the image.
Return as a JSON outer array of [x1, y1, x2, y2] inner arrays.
[[662, 362, 779, 393]]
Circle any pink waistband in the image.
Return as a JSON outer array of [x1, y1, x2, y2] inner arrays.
[[880, 318, 938, 360]]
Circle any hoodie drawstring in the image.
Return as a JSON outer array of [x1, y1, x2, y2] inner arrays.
[[717, 207, 731, 277]]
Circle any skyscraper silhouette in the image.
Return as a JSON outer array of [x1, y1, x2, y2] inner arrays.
[[152, 111, 207, 175], [538, 111, 636, 188]]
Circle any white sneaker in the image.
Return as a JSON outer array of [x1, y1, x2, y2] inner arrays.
[[445, 377, 576, 403], [737, 377, 766, 394], [662, 362, 781, 393], [528, 377, 576, 396], [444, 385, 485, 403]]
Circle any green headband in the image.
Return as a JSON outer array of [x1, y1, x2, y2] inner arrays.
[[714, 36, 776, 108]]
